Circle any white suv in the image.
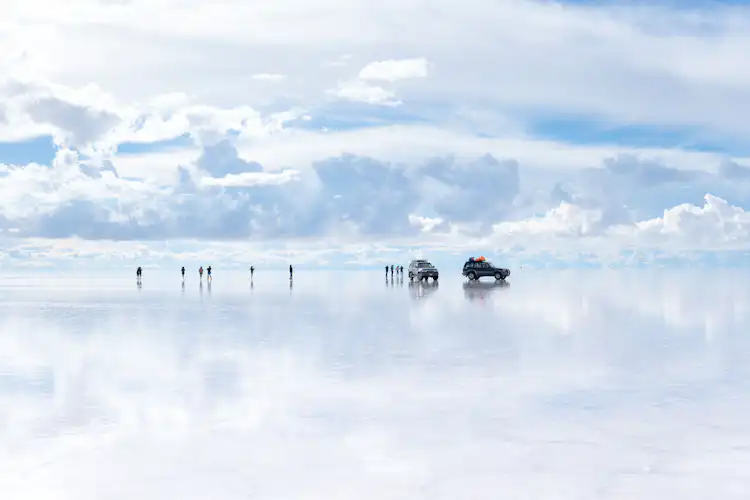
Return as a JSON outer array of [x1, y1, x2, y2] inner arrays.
[[408, 259, 439, 282]]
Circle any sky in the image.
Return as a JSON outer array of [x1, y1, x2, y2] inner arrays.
[[2, 0, 750, 268]]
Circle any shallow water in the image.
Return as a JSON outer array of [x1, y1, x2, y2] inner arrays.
[[0, 269, 748, 499]]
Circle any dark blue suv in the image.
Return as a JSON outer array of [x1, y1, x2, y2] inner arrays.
[[462, 258, 510, 281]]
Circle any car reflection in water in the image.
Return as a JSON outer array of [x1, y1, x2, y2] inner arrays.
[[463, 279, 510, 302], [408, 280, 439, 300]]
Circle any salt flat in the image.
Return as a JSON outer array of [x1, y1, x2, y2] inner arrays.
[[0, 269, 748, 499]]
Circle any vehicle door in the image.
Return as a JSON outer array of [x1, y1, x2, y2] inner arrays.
[[480, 262, 492, 277]]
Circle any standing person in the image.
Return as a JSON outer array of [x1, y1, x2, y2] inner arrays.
[[400, 265, 404, 276], [390, 265, 394, 279], [181, 266, 185, 280], [250, 266, 254, 279], [289, 264, 293, 280], [207, 265, 212, 281], [385, 265, 388, 278], [199, 266, 203, 280], [136, 266, 142, 279]]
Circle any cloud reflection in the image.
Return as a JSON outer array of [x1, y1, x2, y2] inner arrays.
[[0, 270, 748, 498]]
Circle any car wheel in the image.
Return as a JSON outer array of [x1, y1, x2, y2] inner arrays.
[[467, 271, 476, 280], [495, 272, 503, 280], [433, 276, 438, 282]]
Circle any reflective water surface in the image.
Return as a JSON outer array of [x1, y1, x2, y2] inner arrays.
[[1, 269, 749, 499]]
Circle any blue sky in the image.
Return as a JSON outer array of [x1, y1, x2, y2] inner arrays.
[[1, 0, 750, 268]]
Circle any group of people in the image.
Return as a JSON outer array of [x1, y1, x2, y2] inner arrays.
[[138, 264, 294, 281], [386, 264, 404, 279]]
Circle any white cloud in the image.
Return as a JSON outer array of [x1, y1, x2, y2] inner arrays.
[[329, 80, 402, 107], [358, 58, 430, 82], [199, 169, 300, 188], [408, 214, 445, 233], [619, 194, 750, 248], [493, 202, 605, 238]]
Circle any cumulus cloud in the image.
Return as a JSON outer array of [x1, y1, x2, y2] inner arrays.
[[493, 203, 605, 238], [200, 170, 300, 188], [487, 192, 750, 260], [329, 80, 402, 107], [25, 96, 120, 148], [0, 140, 524, 241], [624, 194, 750, 248], [2, 133, 750, 266]]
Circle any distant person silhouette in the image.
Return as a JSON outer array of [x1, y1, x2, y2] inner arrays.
[[385, 265, 388, 277], [390, 265, 394, 278], [136, 266, 142, 279], [289, 264, 293, 280], [199, 266, 203, 280], [181, 266, 185, 280], [207, 265, 212, 281], [250, 266, 254, 279], [400, 265, 404, 275]]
